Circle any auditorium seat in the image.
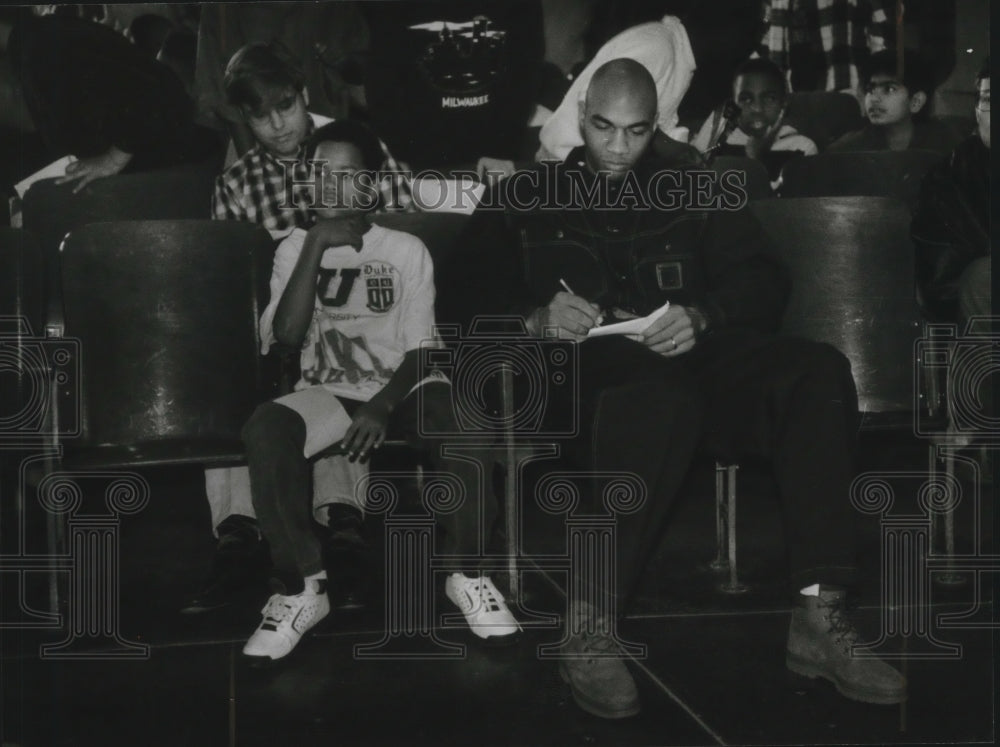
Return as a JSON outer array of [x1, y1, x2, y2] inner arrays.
[[779, 149, 945, 208], [21, 161, 219, 323], [783, 90, 865, 151]]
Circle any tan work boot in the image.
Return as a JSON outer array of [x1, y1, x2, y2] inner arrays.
[[558, 602, 640, 719], [786, 587, 907, 704]]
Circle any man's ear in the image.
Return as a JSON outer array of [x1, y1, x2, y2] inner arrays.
[[302, 88, 310, 107], [578, 98, 586, 130], [909, 90, 928, 114]]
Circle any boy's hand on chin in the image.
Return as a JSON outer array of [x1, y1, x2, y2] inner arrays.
[[309, 213, 370, 251]]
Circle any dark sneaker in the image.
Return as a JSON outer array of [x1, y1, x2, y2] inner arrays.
[[786, 587, 907, 704], [180, 515, 269, 614], [323, 504, 369, 611], [558, 603, 640, 719]]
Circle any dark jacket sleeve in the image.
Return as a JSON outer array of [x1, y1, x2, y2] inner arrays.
[[700, 206, 791, 334], [911, 146, 991, 321], [10, 14, 195, 165]]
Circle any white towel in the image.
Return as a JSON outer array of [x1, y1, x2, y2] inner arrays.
[[536, 16, 697, 162]]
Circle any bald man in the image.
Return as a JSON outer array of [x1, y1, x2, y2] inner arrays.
[[440, 59, 905, 719]]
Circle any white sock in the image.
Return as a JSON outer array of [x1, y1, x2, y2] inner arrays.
[[304, 570, 328, 594], [799, 583, 820, 597]]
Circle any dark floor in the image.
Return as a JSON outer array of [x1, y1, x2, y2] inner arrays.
[[0, 434, 995, 747]]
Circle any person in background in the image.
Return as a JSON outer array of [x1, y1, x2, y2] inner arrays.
[[828, 50, 959, 154], [3, 6, 217, 193], [361, 1, 544, 175], [691, 57, 817, 187], [478, 15, 701, 182], [912, 57, 990, 324], [193, 2, 369, 157], [757, 0, 893, 93], [911, 57, 991, 460]]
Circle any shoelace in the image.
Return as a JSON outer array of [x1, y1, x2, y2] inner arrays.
[[476, 580, 506, 612], [577, 625, 621, 660], [260, 597, 296, 629], [819, 597, 860, 650]]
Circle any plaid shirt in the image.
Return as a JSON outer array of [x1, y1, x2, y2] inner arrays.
[[212, 142, 316, 236], [759, 0, 894, 92], [212, 122, 415, 236]]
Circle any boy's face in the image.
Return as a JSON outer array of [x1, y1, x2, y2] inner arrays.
[[243, 86, 310, 158], [976, 77, 990, 149], [734, 72, 785, 137], [864, 73, 925, 126], [313, 141, 375, 218]]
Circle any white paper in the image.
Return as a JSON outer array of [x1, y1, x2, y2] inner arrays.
[[587, 301, 671, 338], [411, 177, 485, 214], [14, 155, 77, 198]]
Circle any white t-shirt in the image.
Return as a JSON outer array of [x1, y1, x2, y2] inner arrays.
[[260, 223, 438, 401], [691, 118, 818, 156]]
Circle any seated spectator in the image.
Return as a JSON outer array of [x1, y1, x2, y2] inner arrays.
[[691, 57, 817, 186], [127, 13, 175, 59], [912, 57, 990, 323], [193, 2, 369, 157], [4, 8, 218, 193], [240, 120, 520, 662], [185, 42, 398, 616], [828, 50, 959, 154], [441, 58, 907, 718], [756, 0, 893, 93], [478, 15, 701, 182], [911, 57, 991, 458], [537, 15, 697, 165]]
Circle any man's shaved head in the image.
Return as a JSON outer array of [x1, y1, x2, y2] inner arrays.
[[578, 59, 659, 179], [585, 59, 659, 121]]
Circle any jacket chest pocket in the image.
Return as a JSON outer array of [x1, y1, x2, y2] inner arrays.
[[630, 216, 708, 311], [517, 220, 609, 306]]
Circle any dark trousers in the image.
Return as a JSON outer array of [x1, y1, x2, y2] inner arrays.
[[242, 382, 489, 586], [559, 330, 859, 608]]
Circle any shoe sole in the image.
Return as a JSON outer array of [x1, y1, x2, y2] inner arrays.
[[558, 662, 641, 719], [785, 654, 907, 705], [471, 628, 522, 648], [242, 608, 332, 668]]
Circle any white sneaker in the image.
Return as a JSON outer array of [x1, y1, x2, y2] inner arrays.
[[242, 589, 330, 661], [445, 573, 521, 644]]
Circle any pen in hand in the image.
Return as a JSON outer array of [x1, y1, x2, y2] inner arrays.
[[559, 278, 604, 327]]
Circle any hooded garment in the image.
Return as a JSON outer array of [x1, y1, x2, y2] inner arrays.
[[536, 16, 696, 162]]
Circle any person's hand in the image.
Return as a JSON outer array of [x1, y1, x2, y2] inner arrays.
[[476, 156, 516, 184], [642, 305, 708, 357], [308, 213, 369, 251], [527, 292, 601, 342], [342, 399, 390, 462], [55, 147, 132, 193]]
